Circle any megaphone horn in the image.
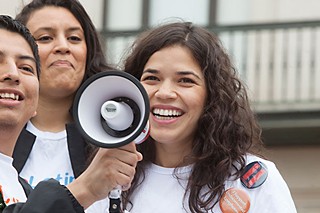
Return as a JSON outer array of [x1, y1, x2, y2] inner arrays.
[[73, 70, 150, 148]]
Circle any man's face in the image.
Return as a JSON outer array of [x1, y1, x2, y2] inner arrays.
[[0, 29, 39, 129]]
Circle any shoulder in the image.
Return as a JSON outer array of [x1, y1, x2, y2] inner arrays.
[[221, 155, 296, 212], [235, 154, 297, 212], [244, 155, 285, 182], [245, 155, 277, 172], [241, 154, 290, 192]]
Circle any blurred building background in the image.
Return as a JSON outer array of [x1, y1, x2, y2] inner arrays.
[[1, 0, 320, 212]]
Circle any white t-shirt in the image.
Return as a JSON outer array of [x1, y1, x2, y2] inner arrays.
[[19, 121, 74, 188], [18, 122, 104, 213], [0, 153, 27, 206], [90, 155, 297, 213]]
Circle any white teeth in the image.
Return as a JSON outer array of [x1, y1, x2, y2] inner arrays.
[[152, 108, 182, 117], [154, 115, 173, 120], [0, 93, 19, 101], [154, 108, 159, 115]]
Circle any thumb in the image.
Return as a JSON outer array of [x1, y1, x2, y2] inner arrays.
[[136, 151, 143, 161]]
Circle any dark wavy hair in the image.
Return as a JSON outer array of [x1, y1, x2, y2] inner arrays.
[[0, 15, 40, 78], [123, 21, 264, 212], [15, 0, 113, 83]]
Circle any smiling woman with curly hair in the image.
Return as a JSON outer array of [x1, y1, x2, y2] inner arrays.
[[119, 21, 297, 213]]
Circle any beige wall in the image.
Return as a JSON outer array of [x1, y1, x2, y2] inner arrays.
[[265, 146, 320, 213]]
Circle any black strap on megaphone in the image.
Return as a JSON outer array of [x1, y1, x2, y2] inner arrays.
[[109, 198, 121, 213], [108, 184, 122, 213]]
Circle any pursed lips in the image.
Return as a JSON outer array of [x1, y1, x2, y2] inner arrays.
[[51, 60, 73, 68]]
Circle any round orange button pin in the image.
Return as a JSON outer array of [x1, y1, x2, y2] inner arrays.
[[219, 188, 250, 213]]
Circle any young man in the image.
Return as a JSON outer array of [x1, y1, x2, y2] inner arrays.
[[0, 15, 142, 213]]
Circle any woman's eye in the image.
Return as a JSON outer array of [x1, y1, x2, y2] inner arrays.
[[180, 78, 195, 84], [142, 75, 159, 81], [69, 36, 81, 42], [36, 36, 51, 42]]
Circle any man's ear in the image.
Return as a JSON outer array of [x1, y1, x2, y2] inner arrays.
[[32, 111, 37, 118]]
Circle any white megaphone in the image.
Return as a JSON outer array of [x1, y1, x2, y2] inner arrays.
[[72, 70, 150, 213], [73, 71, 150, 148]]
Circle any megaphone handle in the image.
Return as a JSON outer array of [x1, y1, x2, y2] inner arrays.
[[109, 198, 121, 213], [109, 185, 122, 213]]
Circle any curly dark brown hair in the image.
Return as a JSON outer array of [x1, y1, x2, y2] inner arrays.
[[122, 21, 265, 212]]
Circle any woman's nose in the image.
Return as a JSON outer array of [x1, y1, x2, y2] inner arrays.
[[155, 81, 177, 99], [54, 37, 70, 54]]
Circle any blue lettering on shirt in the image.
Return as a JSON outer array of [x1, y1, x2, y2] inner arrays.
[[27, 172, 75, 188]]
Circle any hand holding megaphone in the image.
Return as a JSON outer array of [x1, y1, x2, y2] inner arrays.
[[73, 71, 150, 213]]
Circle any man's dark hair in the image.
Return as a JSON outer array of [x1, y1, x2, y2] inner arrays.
[[0, 15, 40, 78]]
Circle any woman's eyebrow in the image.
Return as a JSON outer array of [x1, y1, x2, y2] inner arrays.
[[176, 70, 201, 79], [142, 69, 158, 74], [33, 26, 83, 34]]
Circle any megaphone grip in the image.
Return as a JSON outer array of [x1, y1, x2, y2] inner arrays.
[[109, 185, 122, 199], [108, 185, 122, 213], [109, 198, 121, 213]]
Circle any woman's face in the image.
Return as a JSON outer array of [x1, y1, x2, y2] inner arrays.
[[141, 45, 207, 148], [26, 6, 87, 99]]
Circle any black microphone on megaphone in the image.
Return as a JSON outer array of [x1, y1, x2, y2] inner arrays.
[[72, 70, 150, 213]]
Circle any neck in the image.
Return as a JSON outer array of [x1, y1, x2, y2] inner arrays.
[[0, 126, 22, 157], [31, 95, 73, 132], [154, 141, 193, 168]]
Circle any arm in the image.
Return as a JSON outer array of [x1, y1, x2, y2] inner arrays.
[[4, 142, 142, 212], [4, 179, 83, 213]]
